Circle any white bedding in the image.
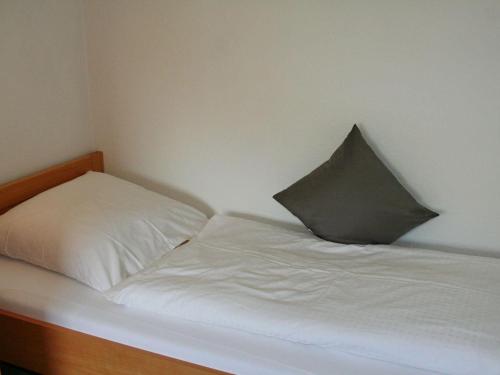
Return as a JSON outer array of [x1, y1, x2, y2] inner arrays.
[[0, 255, 431, 375], [107, 215, 500, 375], [0, 171, 207, 291]]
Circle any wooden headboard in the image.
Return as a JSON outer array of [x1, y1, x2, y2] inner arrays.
[[0, 151, 104, 215]]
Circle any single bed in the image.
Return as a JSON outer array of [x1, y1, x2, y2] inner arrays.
[[0, 152, 433, 375]]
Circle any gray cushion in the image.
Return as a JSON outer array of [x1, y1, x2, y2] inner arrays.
[[273, 125, 438, 244]]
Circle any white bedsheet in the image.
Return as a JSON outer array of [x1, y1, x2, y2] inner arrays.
[[0, 255, 431, 375], [107, 215, 500, 375]]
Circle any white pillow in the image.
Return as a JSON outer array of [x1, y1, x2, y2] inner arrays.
[[0, 171, 208, 291]]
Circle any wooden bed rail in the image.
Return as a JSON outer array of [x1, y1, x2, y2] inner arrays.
[[0, 309, 227, 375], [0, 151, 103, 214]]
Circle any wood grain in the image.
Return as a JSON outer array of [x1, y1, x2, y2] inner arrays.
[[0, 151, 104, 214], [0, 309, 228, 375]]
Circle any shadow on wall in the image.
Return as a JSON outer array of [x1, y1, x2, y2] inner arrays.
[[109, 169, 498, 259], [101, 170, 308, 232], [357, 123, 434, 207], [113, 171, 215, 217]]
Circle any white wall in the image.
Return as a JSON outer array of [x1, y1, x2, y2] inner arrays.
[[0, 0, 94, 183], [85, 0, 500, 255]]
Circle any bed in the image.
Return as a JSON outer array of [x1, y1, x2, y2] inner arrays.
[[0, 152, 433, 375], [1, 152, 499, 375]]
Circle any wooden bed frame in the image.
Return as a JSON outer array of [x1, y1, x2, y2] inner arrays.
[[0, 152, 228, 375]]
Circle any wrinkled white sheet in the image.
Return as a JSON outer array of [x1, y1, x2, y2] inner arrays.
[[107, 215, 500, 375], [0, 255, 430, 375]]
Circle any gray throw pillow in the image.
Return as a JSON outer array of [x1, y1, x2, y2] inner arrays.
[[273, 125, 438, 244]]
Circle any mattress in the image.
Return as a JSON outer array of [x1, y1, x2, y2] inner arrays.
[[0, 255, 432, 375]]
